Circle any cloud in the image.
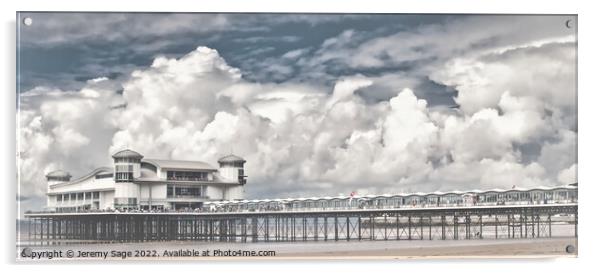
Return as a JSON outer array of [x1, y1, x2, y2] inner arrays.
[[281, 48, 311, 60], [18, 16, 577, 210], [108, 42, 574, 196], [18, 85, 122, 200], [308, 16, 575, 70], [431, 42, 576, 115], [20, 13, 234, 46], [19, 13, 367, 49], [232, 35, 301, 44], [557, 164, 577, 185]]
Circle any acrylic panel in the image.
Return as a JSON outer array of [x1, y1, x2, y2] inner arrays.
[[16, 12, 577, 260]]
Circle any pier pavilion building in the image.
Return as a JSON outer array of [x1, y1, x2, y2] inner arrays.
[[45, 149, 247, 211]]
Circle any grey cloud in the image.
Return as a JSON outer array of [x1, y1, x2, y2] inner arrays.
[[232, 35, 301, 44], [19, 13, 234, 46]]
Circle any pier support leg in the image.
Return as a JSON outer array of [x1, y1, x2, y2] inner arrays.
[[358, 216, 362, 241], [479, 214, 483, 239], [453, 215, 458, 240], [441, 215, 446, 240], [429, 216, 432, 240], [396, 214, 400, 240], [346, 216, 350, 241], [384, 215, 387, 240], [324, 217, 328, 241], [495, 215, 498, 239], [574, 211, 578, 238], [334, 216, 339, 241], [548, 214, 552, 238]]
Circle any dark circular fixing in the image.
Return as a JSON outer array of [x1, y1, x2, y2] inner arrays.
[[565, 245, 576, 253]]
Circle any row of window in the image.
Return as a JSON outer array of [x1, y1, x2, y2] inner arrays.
[[211, 189, 578, 211], [115, 172, 134, 181], [115, 165, 134, 172], [220, 162, 244, 168], [55, 192, 100, 202], [166, 171, 209, 181], [114, 158, 140, 163]]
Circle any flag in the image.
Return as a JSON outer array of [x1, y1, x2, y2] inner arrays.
[[348, 191, 357, 205]]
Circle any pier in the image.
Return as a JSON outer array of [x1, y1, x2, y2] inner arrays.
[[23, 203, 577, 245]]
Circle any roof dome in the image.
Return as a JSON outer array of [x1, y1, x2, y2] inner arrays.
[[112, 149, 143, 159], [218, 154, 246, 164], [46, 170, 71, 180]]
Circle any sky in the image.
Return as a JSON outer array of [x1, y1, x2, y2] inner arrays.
[[17, 13, 577, 211]]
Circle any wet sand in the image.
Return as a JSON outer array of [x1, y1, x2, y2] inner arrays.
[[278, 238, 578, 258], [17, 237, 577, 260]]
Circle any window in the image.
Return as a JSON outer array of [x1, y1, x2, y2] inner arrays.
[[167, 186, 207, 198], [238, 169, 246, 184], [115, 172, 133, 181], [56, 195, 62, 202], [568, 190, 577, 201], [115, 165, 133, 172], [221, 162, 243, 168], [115, 158, 140, 163], [519, 192, 530, 201], [166, 171, 208, 181], [70, 193, 76, 200], [544, 191, 553, 201], [141, 162, 157, 173], [85, 192, 92, 199], [175, 186, 200, 196], [93, 192, 100, 199]]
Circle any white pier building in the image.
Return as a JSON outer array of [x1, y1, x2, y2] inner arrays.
[[45, 149, 247, 211]]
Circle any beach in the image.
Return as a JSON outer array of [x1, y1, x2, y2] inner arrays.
[[17, 237, 577, 260]]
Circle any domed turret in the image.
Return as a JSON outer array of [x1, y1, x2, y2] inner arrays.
[[112, 149, 143, 182], [218, 154, 246, 165], [218, 154, 247, 185], [112, 149, 143, 209], [112, 149, 143, 160]]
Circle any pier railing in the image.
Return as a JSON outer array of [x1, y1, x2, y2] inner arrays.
[[25, 200, 578, 215]]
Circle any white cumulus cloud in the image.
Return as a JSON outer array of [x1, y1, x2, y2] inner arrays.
[[18, 40, 577, 210]]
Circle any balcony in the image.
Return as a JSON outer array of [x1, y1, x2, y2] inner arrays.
[[167, 176, 209, 182], [167, 194, 208, 199]]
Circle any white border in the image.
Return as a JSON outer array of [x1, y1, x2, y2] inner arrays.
[[2, 0, 600, 272]]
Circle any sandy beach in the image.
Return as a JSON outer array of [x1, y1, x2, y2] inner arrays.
[[278, 237, 578, 258], [17, 237, 577, 260]]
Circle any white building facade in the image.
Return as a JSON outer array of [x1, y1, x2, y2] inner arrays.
[[45, 149, 247, 211]]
